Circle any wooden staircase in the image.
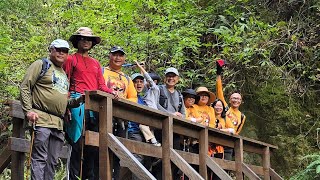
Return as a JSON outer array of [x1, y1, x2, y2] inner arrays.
[[0, 90, 283, 180]]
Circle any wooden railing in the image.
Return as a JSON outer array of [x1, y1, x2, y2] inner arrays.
[[0, 90, 283, 180]]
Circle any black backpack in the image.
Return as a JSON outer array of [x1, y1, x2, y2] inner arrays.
[[158, 85, 183, 112]]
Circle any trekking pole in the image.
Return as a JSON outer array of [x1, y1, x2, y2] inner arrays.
[[26, 122, 36, 180], [80, 115, 86, 179]]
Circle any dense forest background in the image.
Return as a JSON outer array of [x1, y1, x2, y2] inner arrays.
[[0, 0, 319, 179]]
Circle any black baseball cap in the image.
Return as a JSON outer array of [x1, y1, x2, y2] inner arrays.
[[110, 46, 125, 54]]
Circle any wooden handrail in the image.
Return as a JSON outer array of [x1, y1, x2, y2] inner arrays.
[[1, 91, 282, 180]]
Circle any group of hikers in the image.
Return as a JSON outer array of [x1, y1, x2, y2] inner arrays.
[[19, 27, 246, 180]]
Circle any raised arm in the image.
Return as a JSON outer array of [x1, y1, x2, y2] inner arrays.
[[134, 60, 156, 88], [216, 75, 227, 107], [215, 59, 228, 107]]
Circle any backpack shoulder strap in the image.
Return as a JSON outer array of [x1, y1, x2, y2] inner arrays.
[[158, 85, 167, 108], [37, 58, 51, 81], [236, 113, 245, 133], [177, 90, 183, 112]]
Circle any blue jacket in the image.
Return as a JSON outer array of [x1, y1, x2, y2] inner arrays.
[[128, 95, 145, 133]]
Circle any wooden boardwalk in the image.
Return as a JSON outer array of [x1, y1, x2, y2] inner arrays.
[[0, 90, 283, 180]]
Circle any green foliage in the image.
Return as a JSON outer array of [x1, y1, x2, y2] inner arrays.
[[0, 168, 11, 180], [290, 153, 320, 180], [0, 0, 320, 178]]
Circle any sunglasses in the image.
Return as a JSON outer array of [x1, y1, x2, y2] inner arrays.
[[54, 48, 69, 53], [79, 37, 93, 41]]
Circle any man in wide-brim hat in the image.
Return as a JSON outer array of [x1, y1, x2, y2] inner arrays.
[[69, 27, 101, 48], [63, 27, 116, 180]]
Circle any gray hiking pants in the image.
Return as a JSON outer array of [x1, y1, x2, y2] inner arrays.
[[31, 127, 64, 180]]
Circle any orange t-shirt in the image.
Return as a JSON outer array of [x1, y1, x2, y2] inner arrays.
[[188, 104, 216, 128]]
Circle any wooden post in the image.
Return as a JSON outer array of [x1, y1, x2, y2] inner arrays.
[[98, 96, 113, 180], [263, 147, 270, 180], [162, 116, 173, 180], [199, 128, 208, 179], [11, 117, 25, 180], [234, 138, 243, 180]]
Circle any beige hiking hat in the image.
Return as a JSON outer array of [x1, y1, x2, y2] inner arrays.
[[69, 27, 101, 48], [196, 87, 216, 105]]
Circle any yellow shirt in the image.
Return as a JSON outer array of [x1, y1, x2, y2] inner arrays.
[[185, 105, 199, 120], [216, 75, 246, 135], [103, 67, 137, 102], [216, 116, 226, 129], [225, 107, 246, 134], [188, 104, 216, 128]]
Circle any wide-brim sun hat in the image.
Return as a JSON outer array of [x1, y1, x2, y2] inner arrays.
[[69, 27, 101, 48], [182, 88, 199, 102], [196, 87, 216, 105]]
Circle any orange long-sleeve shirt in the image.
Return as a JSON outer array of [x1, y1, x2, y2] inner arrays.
[[188, 104, 216, 128], [216, 75, 246, 135]]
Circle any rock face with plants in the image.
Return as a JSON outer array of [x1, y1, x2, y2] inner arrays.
[[0, 0, 319, 179]]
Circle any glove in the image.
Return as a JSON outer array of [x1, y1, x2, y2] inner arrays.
[[216, 59, 226, 75]]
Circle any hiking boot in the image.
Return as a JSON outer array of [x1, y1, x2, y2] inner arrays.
[[151, 141, 161, 146]]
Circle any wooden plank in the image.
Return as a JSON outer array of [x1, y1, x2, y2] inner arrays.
[[269, 168, 283, 180], [118, 137, 162, 158], [8, 137, 69, 159], [173, 115, 206, 131], [262, 147, 270, 180], [113, 103, 163, 129], [235, 138, 244, 180], [8, 137, 29, 153], [88, 90, 168, 118], [173, 124, 200, 139], [11, 117, 25, 180], [247, 164, 264, 176], [199, 128, 208, 179], [242, 163, 261, 180], [212, 158, 264, 176], [84, 132, 164, 159], [208, 135, 235, 149], [0, 146, 11, 173], [170, 149, 204, 180], [206, 155, 232, 180], [242, 137, 278, 150], [176, 150, 199, 165], [85, 130, 99, 147], [243, 143, 264, 154], [162, 117, 173, 180], [98, 97, 113, 180], [107, 133, 156, 180], [84, 91, 100, 112], [175, 150, 263, 176], [5, 100, 25, 120], [212, 158, 236, 171]]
